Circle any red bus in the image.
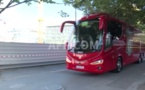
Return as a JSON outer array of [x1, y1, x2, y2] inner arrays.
[[60, 13, 145, 73]]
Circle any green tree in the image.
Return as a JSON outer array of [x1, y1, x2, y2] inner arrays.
[[0, 0, 70, 17], [63, 0, 145, 30], [0, 0, 55, 14]]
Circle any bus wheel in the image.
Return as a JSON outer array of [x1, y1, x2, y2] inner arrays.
[[137, 53, 143, 63], [115, 58, 123, 73]]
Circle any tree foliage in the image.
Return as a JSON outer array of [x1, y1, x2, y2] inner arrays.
[[0, 0, 70, 18], [0, 0, 55, 14], [1, 0, 145, 30], [63, 0, 145, 30]]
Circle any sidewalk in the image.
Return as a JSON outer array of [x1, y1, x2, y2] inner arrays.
[[0, 60, 65, 70], [137, 81, 145, 90]]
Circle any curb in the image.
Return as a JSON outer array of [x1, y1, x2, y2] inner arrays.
[[0, 60, 65, 70]]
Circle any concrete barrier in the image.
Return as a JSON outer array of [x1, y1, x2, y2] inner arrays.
[[0, 42, 66, 69]]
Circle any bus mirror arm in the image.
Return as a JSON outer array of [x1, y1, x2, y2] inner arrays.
[[60, 23, 65, 33], [65, 42, 68, 50], [60, 21, 76, 33]]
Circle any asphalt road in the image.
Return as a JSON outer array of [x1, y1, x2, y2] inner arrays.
[[0, 61, 145, 90]]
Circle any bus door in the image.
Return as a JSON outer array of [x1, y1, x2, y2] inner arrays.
[[104, 20, 125, 70], [103, 21, 117, 70], [125, 27, 135, 63]]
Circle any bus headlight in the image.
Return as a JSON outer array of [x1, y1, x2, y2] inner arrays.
[[66, 57, 72, 63], [90, 59, 104, 65]]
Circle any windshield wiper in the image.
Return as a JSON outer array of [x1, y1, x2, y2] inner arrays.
[[68, 47, 75, 51]]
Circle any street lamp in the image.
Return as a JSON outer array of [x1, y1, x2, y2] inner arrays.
[[75, 8, 77, 21]]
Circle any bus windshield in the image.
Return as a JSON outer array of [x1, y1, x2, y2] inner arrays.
[[67, 18, 103, 53]]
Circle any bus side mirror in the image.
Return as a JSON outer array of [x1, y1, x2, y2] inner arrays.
[[60, 21, 76, 33], [65, 42, 68, 50], [99, 15, 107, 30]]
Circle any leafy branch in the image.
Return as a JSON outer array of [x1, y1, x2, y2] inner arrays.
[[0, 0, 56, 14]]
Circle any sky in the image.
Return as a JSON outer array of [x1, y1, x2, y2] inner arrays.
[[0, 0, 84, 28]]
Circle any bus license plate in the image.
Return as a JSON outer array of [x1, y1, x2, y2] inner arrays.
[[76, 66, 84, 69]]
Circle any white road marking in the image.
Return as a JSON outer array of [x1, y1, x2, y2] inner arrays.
[[48, 69, 67, 73], [9, 84, 25, 89]]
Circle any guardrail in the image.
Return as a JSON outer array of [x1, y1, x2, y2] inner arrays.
[[0, 42, 66, 69]]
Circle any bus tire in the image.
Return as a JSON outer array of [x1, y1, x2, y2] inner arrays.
[[137, 53, 143, 63], [114, 57, 123, 73], [141, 52, 144, 62]]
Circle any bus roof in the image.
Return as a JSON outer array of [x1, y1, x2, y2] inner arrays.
[[80, 12, 139, 31]]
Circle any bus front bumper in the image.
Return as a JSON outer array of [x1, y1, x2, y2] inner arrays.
[[66, 63, 105, 74]]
